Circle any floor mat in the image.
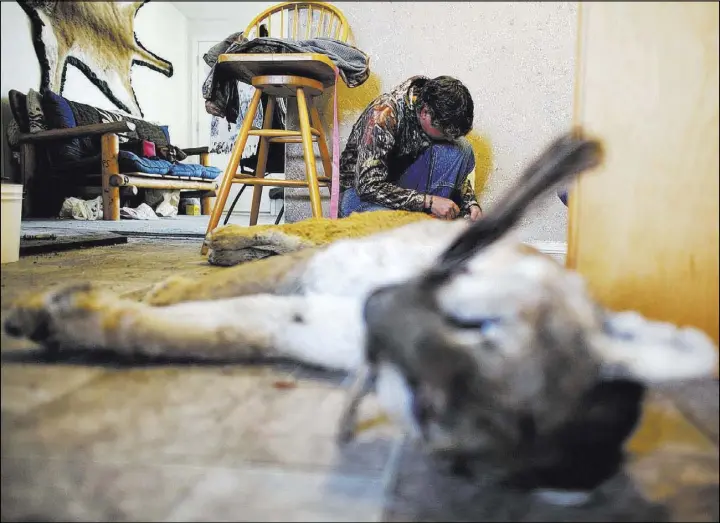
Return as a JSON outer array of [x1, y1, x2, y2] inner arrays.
[[20, 232, 128, 256]]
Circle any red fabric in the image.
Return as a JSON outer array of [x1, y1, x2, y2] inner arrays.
[[141, 140, 156, 158]]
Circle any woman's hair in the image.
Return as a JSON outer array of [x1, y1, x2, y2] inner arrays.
[[418, 76, 474, 139]]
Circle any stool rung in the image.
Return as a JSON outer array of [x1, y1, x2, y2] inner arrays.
[[249, 128, 320, 137], [269, 136, 319, 144], [232, 177, 329, 188]]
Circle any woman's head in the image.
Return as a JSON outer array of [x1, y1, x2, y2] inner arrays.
[[417, 76, 475, 140]]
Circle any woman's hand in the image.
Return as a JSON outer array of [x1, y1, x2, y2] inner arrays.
[[429, 196, 461, 220]]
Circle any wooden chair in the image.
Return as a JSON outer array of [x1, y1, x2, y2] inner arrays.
[[201, 1, 350, 255]]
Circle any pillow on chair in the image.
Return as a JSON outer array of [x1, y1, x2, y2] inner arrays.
[[41, 89, 77, 130], [25, 89, 48, 133], [8, 90, 30, 133], [41, 90, 87, 163]]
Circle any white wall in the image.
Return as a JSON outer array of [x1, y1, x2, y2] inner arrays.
[[0, 1, 191, 181], [333, 2, 578, 242], [186, 4, 276, 148]]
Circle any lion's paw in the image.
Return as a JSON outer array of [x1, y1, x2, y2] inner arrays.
[[4, 282, 101, 349]]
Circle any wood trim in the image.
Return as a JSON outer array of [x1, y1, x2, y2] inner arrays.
[[249, 96, 276, 226], [19, 143, 36, 217], [249, 128, 319, 137], [182, 146, 210, 156], [566, 1, 587, 271], [109, 174, 217, 191], [218, 54, 338, 88], [232, 177, 328, 188], [18, 122, 136, 143], [101, 134, 121, 221], [244, 2, 349, 43], [295, 87, 324, 218]]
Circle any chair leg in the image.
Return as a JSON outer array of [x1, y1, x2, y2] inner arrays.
[[201, 88, 263, 255], [249, 96, 276, 227], [19, 143, 36, 218], [295, 87, 323, 219], [201, 194, 216, 215], [308, 99, 333, 180], [101, 133, 121, 221], [199, 153, 215, 216]]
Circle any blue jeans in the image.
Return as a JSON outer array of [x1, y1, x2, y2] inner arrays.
[[339, 138, 475, 217], [558, 188, 569, 206]]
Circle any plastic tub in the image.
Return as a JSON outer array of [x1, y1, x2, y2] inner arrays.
[[1, 184, 23, 264]]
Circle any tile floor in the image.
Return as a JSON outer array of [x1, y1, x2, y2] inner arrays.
[[1, 236, 718, 522]]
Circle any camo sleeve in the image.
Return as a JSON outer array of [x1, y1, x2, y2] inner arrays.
[[353, 103, 427, 212], [459, 177, 482, 217]]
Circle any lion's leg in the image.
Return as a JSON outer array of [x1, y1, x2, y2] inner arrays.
[[4, 283, 364, 372], [141, 247, 321, 306], [337, 362, 377, 444]]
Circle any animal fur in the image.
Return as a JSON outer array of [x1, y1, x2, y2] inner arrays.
[[4, 130, 718, 504], [17, 0, 173, 117], [205, 210, 432, 266]]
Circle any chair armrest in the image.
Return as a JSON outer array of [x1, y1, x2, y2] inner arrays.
[[182, 146, 210, 156], [17, 121, 137, 144]]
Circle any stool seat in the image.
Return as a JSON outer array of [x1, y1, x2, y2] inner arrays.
[[252, 74, 325, 98], [218, 54, 339, 88]]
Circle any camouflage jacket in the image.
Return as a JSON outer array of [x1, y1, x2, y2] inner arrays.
[[339, 76, 480, 215]]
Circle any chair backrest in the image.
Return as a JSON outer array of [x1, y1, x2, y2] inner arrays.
[[244, 1, 350, 43]]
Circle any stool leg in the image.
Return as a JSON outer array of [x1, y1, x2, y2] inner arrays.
[[296, 87, 323, 219], [249, 96, 276, 227], [308, 99, 333, 180], [201, 88, 263, 255]]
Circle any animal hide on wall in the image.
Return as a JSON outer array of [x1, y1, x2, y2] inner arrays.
[[17, 0, 173, 117]]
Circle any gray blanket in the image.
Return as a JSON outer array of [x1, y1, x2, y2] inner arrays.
[[202, 33, 370, 124]]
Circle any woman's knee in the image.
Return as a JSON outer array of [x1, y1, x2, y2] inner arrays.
[[431, 137, 474, 164], [557, 188, 569, 206]]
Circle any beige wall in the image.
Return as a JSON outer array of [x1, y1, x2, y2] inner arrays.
[[333, 2, 578, 242]]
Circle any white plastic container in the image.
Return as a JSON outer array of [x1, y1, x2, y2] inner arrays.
[[1, 184, 23, 264]]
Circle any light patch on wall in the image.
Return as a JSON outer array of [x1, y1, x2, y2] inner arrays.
[[465, 131, 494, 198], [336, 70, 383, 122]]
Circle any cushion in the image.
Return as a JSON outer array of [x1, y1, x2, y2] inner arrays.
[[156, 144, 187, 163], [68, 101, 170, 147], [160, 125, 171, 143], [41, 89, 86, 163], [39, 91, 172, 163], [6, 119, 21, 149], [26, 89, 48, 133], [121, 139, 157, 158], [42, 90, 77, 129], [118, 150, 172, 175], [129, 118, 171, 147], [8, 90, 29, 133], [168, 163, 222, 180], [203, 165, 222, 180]]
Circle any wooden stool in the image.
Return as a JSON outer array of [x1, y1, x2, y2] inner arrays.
[[201, 61, 338, 255], [200, 1, 350, 255]]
